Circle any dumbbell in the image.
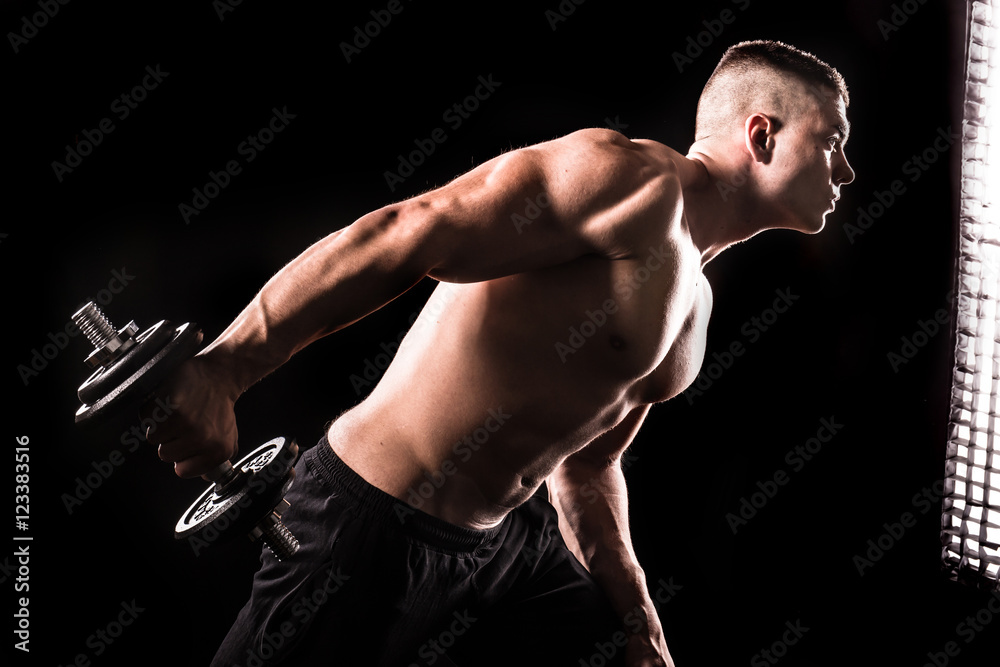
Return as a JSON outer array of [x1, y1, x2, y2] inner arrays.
[[70, 301, 300, 560]]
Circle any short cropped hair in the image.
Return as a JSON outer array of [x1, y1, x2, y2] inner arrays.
[[695, 40, 849, 141]]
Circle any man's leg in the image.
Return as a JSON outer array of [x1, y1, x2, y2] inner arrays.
[[448, 488, 629, 667], [211, 439, 508, 667]]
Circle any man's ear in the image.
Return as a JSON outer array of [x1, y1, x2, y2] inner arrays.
[[744, 113, 776, 164]]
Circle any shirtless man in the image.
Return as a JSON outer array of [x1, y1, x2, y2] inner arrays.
[[147, 40, 854, 666]]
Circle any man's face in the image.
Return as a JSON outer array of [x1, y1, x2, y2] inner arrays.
[[766, 85, 855, 234]]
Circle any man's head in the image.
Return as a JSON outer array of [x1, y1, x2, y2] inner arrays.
[[695, 40, 849, 142], [692, 40, 855, 234]]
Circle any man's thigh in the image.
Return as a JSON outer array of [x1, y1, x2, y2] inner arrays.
[[212, 447, 626, 666], [448, 494, 628, 667], [211, 444, 486, 666]]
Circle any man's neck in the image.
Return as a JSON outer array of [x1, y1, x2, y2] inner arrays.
[[681, 146, 773, 267]]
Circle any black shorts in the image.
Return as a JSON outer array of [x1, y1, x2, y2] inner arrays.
[[211, 438, 627, 667]]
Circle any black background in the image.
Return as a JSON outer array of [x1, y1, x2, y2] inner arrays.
[[5, 0, 998, 665]]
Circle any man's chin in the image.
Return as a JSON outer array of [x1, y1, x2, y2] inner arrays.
[[786, 215, 826, 235], [805, 209, 831, 234], [807, 217, 827, 234]]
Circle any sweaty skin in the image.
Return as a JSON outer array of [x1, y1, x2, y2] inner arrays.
[[149, 84, 854, 667]]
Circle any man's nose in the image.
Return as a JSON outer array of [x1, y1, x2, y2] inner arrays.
[[835, 151, 855, 186]]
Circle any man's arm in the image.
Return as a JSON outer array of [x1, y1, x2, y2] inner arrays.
[[547, 405, 675, 667], [149, 129, 680, 477]]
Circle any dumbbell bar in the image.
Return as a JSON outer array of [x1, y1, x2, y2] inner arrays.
[[71, 301, 300, 560]]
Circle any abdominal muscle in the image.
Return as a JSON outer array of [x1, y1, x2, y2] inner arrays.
[[327, 248, 709, 529]]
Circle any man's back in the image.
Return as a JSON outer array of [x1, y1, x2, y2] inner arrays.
[[328, 128, 713, 529]]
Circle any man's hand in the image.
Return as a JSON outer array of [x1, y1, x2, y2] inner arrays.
[[140, 353, 241, 479], [625, 613, 675, 667]]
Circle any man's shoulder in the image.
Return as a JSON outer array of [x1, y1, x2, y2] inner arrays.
[[521, 130, 691, 257], [532, 129, 706, 198], [538, 128, 668, 160], [523, 129, 683, 194], [629, 137, 706, 189]]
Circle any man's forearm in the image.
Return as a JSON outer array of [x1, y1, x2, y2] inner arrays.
[[199, 206, 431, 393], [550, 460, 662, 638]]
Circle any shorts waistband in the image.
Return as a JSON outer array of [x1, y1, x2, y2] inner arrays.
[[306, 436, 507, 553]]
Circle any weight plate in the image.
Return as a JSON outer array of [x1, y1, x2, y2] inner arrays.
[[174, 437, 299, 546], [75, 321, 203, 425], [77, 320, 177, 405]]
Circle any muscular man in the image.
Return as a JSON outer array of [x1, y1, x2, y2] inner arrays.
[[149, 40, 854, 666]]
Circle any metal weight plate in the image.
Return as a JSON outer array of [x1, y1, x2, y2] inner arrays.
[[174, 437, 300, 546], [75, 321, 203, 425], [77, 320, 178, 405]]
